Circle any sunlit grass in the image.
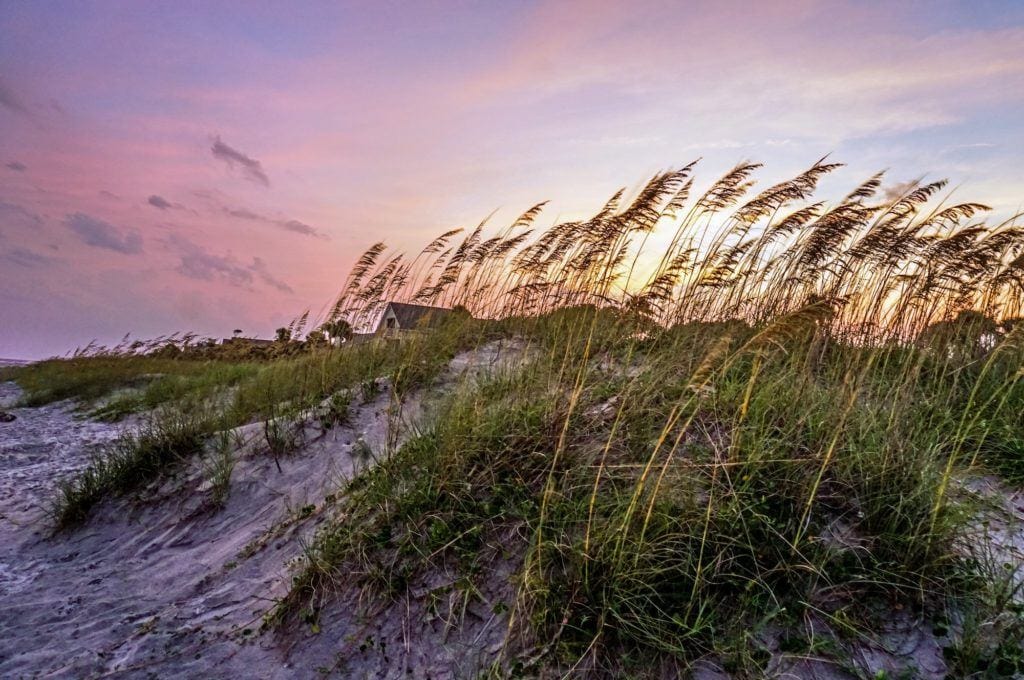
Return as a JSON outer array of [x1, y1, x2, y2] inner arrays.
[[16, 159, 1024, 674]]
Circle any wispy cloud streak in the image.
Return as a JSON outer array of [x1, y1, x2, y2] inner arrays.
[[223, 205, 325, 238], [147, 195, 174, 209], [211, 136, 270, 187], [65, 213, 143, 254], [167, 234, 293, 294], [4, 247, 57, 268]]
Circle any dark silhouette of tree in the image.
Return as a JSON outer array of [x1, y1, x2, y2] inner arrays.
[[322, 319, 353, 343]]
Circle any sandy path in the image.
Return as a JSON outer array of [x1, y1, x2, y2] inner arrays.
[[0, 383, 129, 597], [0, 343, 522, 679], [0, 380, 429, 678]]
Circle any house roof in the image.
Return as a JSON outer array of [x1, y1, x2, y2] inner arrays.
[[383, 302, 454, 330]]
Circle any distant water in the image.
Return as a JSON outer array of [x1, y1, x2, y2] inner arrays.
[[0, 359, 30, 368]]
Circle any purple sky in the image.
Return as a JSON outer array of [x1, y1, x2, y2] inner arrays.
[[2, 1, 1024, 359]]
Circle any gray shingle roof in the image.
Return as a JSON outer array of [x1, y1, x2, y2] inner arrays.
[[384, 302, 453, 330]]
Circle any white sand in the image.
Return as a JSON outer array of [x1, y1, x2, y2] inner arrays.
[[0, 338, 1020, 678]]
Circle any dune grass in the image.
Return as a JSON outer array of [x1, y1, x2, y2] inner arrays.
[[280, 306, 1022, 674], [53, 408, 212, 527], [3, 356, 251, 409], [275, 160, 1023, 674], [46, 316, 492, 528], [87, 362, 259, 421], [26, 159, 1024, 673]]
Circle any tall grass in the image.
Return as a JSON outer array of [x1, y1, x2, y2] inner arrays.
[[280, 160, 1023, 674], [323, 159, 1022, 341], [28, 159, 1024, 673], [284, 307, 1022, 673]]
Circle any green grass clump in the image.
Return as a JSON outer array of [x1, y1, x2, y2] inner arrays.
[[203, 430, 238, 508], [279, 363, 564, 616], [89, 362, 258, 421], [316, 391, 352, 430], [264, 412, 302, 461], [226, 315, 490, 424], [54, 409, 211, 528], [6, 356, 209, 406], [3, 356, 256, 415]]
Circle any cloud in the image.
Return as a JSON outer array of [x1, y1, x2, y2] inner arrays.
[[4, 247, 56, 268], [0, 77, 30, 116], [65, 213, 143, 254], [167, 234, 292, 294], [882, 180, 921, 202], [147, 194, 173, 209], [5, 161, 27, 172], [190, 189, 324, 238], [210, 136, 270, 187], [223, 204, 325, 238], [225, 206, 262, 220], [279, 219, 319, 237], [251, 256, 294, 294], [168, 233, 252, 285], [0, 201, 43, 230]]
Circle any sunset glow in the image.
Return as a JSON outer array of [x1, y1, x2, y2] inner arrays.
[[3, 1, 1024, 358]]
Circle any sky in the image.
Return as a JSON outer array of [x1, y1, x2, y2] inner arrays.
[[2, 0, 1024, 359]]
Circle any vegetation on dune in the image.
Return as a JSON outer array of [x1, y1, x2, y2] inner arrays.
[[2, 356, 255, 411], [323, 158, 1024, 341], [53, 409, 211, 526], [41, 317, 493, 528], [287, 308, 1023, 675], [3, 317, 354, 416], [284, 159, 1024, 675], [9, 158, 1024, 674]]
